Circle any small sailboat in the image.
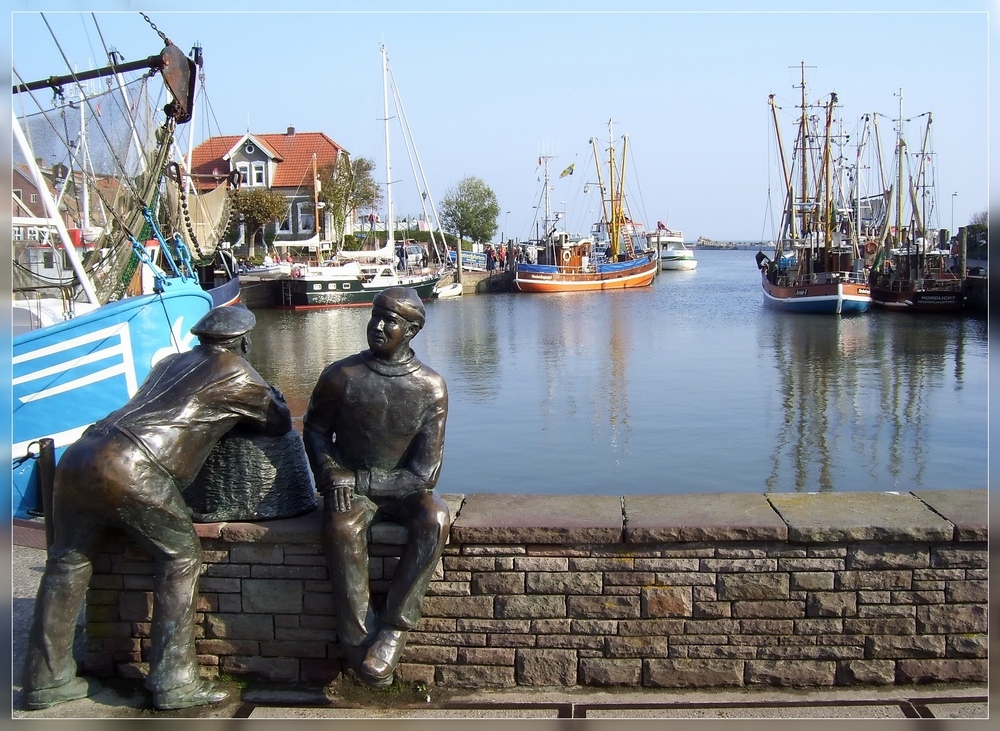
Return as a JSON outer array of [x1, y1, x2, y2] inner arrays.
[[278, 44, 442, 308], [515, 122, 657, 293], [756, 63, 871, 315]]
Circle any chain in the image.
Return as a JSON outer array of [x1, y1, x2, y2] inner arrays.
[[140, 12, 172, 46]]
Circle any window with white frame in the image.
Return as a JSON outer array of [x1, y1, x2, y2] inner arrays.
[[297, 201, 315, 233], [252, 162, 266, 186], [277, 203, 292, 232], [237, 162, 250, 186]]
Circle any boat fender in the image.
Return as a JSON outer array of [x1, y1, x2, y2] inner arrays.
[[562, 249, 571, 263], [865, 242, 877, 255]]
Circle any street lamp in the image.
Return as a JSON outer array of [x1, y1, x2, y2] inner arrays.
[[951, 191, 958, 234]]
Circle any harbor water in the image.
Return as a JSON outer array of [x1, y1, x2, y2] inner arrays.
[[247, 249, 988, 497]]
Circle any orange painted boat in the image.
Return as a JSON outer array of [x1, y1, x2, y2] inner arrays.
[[515, 121, 656, 294]]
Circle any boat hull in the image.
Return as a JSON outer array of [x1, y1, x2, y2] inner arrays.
[[660, 256, 697, 271], [760, 270, 871, 314], [277, 271, 441, 308], [870, 283, 966, 312], [514, 256, 656, 293], [12, 282, 214, 518]]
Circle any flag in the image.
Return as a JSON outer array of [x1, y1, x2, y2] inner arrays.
[[559, 163, 574, 178]]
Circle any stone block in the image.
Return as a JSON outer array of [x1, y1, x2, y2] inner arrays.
[[945, 634, 988, 658], [916, 604, 987, 634], [494, 594, 565, 618], [515, 648, 577, 685], [206, 613, 274, 641], [242, 579, 303, 613], [457, 647, 515, 665], [895, 658, 988, 684], [437, 664, 516, 687], [767, 492, 953, 542], [619, 619, 685, 636], [567, 595, 639, 619], [732, 601, 804, 618], [794, 618, 843, 635], [836, 659, 896, 685], [571, 619, 618, 635], [422, 595, 494, 619], [745, 660, 835, 686], [944, 580, 988, 603], [514, 557, 569, 571], [645, 659, 744, 687], [930, 546, 988, 568], [605, 635, 668, 658], [230, 544, 283, 564], [910, 489, 988, 541], [700, 558, 777, 573], [866, 635, 946, 659], [717, 573, 789, 600], [537, 635, 604, 651], [526, 571, 602, 595], [579, 658, 642, 686], [396, 663, 435, 686], [806, 592, 856, 617], [196, 639, 260, 657], [640, 586, 692, 617], [846, 543, 929, 570], [623, 493, 787, 542], [457, 618, 530, 633], [837, 571, 912, 590], [402, 645, 458, 665], [687, 645, 757, 660], [471, 571, 524, 595], [790, 572, 835, 591], [452, 494, 623, 544], [693, 602, 732, 618], [426, 581, 471, 596]]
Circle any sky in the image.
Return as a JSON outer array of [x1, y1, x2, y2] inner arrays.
[[5, 0, 994, 243]]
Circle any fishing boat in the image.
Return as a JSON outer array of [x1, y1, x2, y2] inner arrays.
[[868, 95, 965, 312], [649, 224, 696, 270], [514, 123, 657, 293], [278, 44, 444, 309], [11, 15, 223, 519], [755, 63, 871, 315]]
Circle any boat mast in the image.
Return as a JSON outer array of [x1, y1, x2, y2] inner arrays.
[[382, 44, 393, 250], [607, 120, 620, 261], [821, 92, 837, 270], [796, 62, 810, 275], [894, 89, 905, 257], [768, 93, 794, 251]]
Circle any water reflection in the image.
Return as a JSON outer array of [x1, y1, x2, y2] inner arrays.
[[241, 250, 987, 496], [761, 309, 981, 492]]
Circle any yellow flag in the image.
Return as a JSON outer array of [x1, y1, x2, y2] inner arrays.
[[559, 163, 574, 178]]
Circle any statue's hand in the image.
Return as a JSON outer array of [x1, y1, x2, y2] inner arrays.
[[331, 482, 352, 512]]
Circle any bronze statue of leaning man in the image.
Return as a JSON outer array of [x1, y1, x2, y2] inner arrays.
[[303, 286, 449, 688], [22, 306, 291, 711]]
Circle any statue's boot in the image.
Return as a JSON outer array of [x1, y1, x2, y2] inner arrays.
[[25, 676, 102, 710], [359, 626, 408, 686], [153, 680, 230, 711]]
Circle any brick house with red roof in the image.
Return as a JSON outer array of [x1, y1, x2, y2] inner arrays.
[[189, 125, 343, 254]]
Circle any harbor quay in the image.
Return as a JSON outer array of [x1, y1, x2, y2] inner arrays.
[[13, 489, 987, 711]]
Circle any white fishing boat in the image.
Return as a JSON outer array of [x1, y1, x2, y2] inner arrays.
[[649, 225, 696, 270], [11, 15, 225, 519]]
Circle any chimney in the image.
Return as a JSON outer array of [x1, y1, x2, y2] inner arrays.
[[286, 125, 295, 136]]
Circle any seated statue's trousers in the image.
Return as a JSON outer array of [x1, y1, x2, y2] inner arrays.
[[321, 490, 450, 648]]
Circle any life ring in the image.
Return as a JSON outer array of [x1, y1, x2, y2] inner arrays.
[[865, 242, 877, 255], [562, 249, 572, 263]]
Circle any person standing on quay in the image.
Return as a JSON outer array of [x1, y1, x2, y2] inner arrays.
[[303, 286, 450, 688], [22, 306, 291, 711]]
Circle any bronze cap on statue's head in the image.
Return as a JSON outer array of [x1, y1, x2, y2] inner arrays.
[[191, 305, 256, 341], [372, 287, 425, 329]]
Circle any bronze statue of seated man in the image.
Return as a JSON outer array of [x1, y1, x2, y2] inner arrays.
[[303, 287, 450, 688]]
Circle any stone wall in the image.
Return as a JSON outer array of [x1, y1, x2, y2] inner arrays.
[[81, 489, 988, 690]]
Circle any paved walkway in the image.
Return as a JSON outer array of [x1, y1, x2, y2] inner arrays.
[[11, 541, 989, 721]]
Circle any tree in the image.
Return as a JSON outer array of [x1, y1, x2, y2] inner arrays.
[[232, 187, 288, 258], [318, 154, 382, 251], [439, 176, 500, 246]]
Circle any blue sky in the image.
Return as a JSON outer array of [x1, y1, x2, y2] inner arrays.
[[6, 1, 993, 242]]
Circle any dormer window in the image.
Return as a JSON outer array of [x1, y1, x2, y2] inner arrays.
[[252, 162, 265, 186]]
